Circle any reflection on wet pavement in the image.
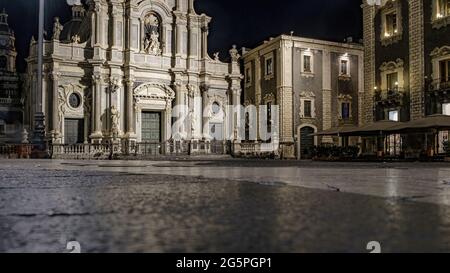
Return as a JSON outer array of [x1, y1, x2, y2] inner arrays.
[[1, 159, 450, 253]]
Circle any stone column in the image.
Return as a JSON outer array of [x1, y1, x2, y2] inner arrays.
[[176, 20, 183, 57], [51, 72, 61, 142], [232, 88, 242, 142], [188, 0, 195, 14], [201, 26, 208, 59], [202, 88, 210, 139], [91, 74, 103, 143], [409, 0, 425, 120], [94, 3, 102, 46], [362, 1, 376, 124], [322, 50, 333, 144], [124, 78, 136, 140]]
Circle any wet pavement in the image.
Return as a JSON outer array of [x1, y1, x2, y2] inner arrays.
[[1, 159, 450, 253]]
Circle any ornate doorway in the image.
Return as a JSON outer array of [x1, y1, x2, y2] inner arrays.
[[64, 118, 84, 144], [141, 112, 161, 142]]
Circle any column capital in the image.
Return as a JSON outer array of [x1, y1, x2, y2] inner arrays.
[[92, 74, 103, 83], [50, 72, 61, 81]]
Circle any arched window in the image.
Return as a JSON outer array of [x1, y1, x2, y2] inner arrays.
[[143, 12, 162, 55], [0, 56, 7, 70]]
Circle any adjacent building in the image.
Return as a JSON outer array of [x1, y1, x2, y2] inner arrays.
[[25, 0, 241, 156], [362, 0, 450, 154], [242, 35, 364, 159], [0, 9, 23, 144]]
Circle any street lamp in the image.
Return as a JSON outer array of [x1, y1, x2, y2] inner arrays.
[[32, 0, 46, 149]]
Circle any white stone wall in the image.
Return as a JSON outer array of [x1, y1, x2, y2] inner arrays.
[[26, 0, 242, 146]]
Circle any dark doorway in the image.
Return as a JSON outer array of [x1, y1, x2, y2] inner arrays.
[[141, 112, 161, 142], [300, 126, 315, 159], [64, 118, 84, 144]]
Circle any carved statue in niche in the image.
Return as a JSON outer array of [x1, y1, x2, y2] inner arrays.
[[144, 13, 162, 55]]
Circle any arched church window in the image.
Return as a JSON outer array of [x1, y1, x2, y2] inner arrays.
[[0, 56, 7, 70], [143, 13, 162, 55], [211, 102, 221, 115]]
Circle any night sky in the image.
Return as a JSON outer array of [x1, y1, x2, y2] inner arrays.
[[0, 0, 362, 72]]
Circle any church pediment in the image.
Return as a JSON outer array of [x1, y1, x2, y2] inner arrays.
[[134, 83, 175, 100]]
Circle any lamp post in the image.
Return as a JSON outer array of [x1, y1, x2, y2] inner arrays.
[[32, 0, 46, 149]]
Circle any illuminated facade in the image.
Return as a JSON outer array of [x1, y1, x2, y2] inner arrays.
[[362, 0, 450, 154], [242, 35, 363, 159], [25, 0, 241, 154]]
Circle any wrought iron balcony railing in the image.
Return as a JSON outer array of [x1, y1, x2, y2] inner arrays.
[[428, 79, 450, 92], [374, 87, 405, 103]]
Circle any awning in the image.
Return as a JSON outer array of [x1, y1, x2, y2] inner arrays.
[[346, 120, 401, 136], [388, 114, 450, 132], [312, 115, 450, 137], [312, 124, 359, 136]]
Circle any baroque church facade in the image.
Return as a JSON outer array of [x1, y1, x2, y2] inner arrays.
[[0, 9, 24, 144], [25, 0, 242, 152]]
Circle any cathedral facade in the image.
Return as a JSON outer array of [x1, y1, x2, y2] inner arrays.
[[25, 0, 241, 153], [0, 9, 23, 144]]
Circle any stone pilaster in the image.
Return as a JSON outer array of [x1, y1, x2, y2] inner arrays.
[[50, 71, 61, 142], [90, 74, 103, 143], [322, 50, 333, 143], [201, 86, 210, 140], [362, 1, 376, 124], [125, 78, 135, 138], [409, 0, 425, 120], [278, 39, 295, 158]]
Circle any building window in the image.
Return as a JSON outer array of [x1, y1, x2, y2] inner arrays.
[[245, 63, 252, 87], [265, 57, 273, 77], [385, 11, 398, 37], [300, 91, 316, 119], [388, 110, 399, 121], [0, 56, 6, 70], [440, 59, 450, 83], [387, 110, 401, 156], [304, 100, 312, 118], [387, 72, 399, 90], [303, 55, 311, 73], [340, 59, 349, 76], [301, 49, 314, 77], [443, 103, 450, 115], [0, 122, 4, 136], [69, 93, 82, 109], [341, 102, 350, 120], [435, 0, 450, 20], [380, 0, 402, 45]]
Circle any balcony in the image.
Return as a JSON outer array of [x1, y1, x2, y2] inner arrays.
[[428, 79, 450, 93], [374, 87, 406, 107]]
